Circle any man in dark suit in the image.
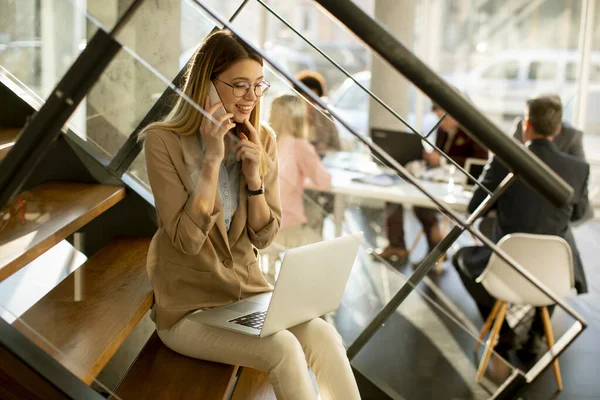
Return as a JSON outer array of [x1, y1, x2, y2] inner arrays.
[[454, 95, 590, 354], [378, 104, 488, 264], [483, 97, 589, 240]]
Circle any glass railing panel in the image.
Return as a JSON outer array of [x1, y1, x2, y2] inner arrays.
[[0, 0, 92, 135], [586, 6, 600, 215]]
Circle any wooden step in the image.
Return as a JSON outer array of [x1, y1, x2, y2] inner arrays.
[[0, 182, 126, 282], [231, 368, 276, 400], [113, 332, 238, 399], [12, 237, 152, 385], [0, 128, 19, 161]]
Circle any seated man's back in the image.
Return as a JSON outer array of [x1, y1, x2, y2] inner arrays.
[[469, 138, 590, 293]]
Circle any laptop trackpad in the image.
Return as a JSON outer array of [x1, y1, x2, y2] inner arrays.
[[225, 301, 261, 313]]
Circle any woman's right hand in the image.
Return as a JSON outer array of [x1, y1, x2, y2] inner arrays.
[[200, 95, 236, 164]]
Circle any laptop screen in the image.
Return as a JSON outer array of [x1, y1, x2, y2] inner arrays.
[[371, 128, 423, 167], [465, 160, 486, 187]]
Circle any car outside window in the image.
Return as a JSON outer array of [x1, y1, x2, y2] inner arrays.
[[528, 61, 558, 81], [481, 60, 519, 80]]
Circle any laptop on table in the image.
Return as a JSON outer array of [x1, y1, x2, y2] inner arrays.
[[189, 232, 364, 338], [371, 128, 424, 167], [464, 157, 487, 189]]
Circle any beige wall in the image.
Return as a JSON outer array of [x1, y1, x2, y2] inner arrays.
[[85, 0, 181, 159]]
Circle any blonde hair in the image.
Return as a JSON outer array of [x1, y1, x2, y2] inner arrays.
[[141, 30, 272, 175], [269, 94, 307, 142]]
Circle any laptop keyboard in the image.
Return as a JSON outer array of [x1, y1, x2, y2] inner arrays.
[[229, 310, 267, 330]]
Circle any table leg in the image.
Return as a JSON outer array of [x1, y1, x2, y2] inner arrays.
[[333, 194, 345, 237]]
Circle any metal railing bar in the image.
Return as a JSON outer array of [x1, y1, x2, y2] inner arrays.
[[490, 370, 527, 400], [466, 173, 515, 223], [110, 0, 145, 36], [424, 113, 446, 139]]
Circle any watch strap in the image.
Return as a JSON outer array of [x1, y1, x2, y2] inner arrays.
[[247, 182, 264, 197]]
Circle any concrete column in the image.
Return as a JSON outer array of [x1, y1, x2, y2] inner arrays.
[[368, 0, 416, 133], [1, 0, 38, 90], [414, 0, 443, 134], [85, 0, 180, 158]]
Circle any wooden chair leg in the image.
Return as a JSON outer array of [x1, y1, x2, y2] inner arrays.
[[475, 302, 508, 382], [541, 306, 563, 391], [474, 300, 503, 352], [408, 229, 424, 254]]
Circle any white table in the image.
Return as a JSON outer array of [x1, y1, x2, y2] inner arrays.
[[314, 153, 473, 236]]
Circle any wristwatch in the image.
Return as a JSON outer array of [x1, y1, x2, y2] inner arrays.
[[247, 181, 264, 197]]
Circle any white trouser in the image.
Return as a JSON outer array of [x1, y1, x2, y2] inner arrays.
[[158, 314, 360, 400]]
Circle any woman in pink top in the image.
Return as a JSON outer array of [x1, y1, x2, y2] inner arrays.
[[269, 94, 332, 248]]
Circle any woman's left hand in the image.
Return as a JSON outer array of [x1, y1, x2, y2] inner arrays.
[[234, 119, 262, 189]]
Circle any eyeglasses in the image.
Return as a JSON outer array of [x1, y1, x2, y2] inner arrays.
[[215, 78, 270, 98]]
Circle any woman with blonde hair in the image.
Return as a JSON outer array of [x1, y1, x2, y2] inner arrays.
[[142, 30, 359, 399], [270, 94, 332, 249]]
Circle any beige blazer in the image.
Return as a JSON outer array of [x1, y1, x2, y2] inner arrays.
[[144, 126, 281, 330]]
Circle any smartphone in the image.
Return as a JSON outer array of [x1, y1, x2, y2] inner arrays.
[[208, 82, 232, 125], [207, 81, 237, 143]]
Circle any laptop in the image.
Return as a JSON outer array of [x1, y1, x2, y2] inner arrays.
[[371, 128, 423, 167], [464, 157, 487, 189], [189, 232, 364, 338]]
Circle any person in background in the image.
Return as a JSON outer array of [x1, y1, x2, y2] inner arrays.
[[294, 70, 340, 237], [453, 95, 589, 358], [270, 93, 332, 248], [294, 70, 341, 153], [377, 104, 488, 264], [512, 94, 585, 160]]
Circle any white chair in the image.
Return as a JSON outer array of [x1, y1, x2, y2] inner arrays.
[[473, 233, 574, 391]]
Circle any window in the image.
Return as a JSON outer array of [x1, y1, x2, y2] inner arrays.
[[565, 62, 600, 83], [566, 62, 577, 82], [528, 61, 558, 81], [590, 64, 600, 83], [481, 60, 519, 80]]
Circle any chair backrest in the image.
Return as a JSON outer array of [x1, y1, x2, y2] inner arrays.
[[478, 233, 574, 306]]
